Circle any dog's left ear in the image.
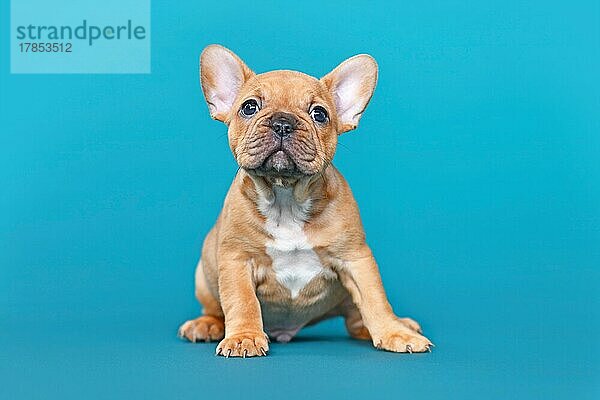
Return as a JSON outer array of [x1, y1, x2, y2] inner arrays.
[[321, 54, 378, 133]]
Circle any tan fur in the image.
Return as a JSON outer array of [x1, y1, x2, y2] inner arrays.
[[178, 45, 433, 357]]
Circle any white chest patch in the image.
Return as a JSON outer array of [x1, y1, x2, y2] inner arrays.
[[258, 186, 325, 299]]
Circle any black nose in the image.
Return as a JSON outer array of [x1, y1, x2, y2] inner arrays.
[[270, 112, 296, 138]]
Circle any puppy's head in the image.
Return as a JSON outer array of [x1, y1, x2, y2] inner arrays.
[[200, 45, 377, 178]]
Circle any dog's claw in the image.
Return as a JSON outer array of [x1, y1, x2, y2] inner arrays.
[[226, 349, 232, 358], [216, 348, 222, 356], [426, 345, 432, 352], [406, 345, 413, 353], [259, 347, 267, 356], [243, 349, 248, 358], [375, 340, 382, 350]]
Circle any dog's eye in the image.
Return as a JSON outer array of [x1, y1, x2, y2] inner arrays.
[[310, 106, 328, 124], [240, 99, 260, 117]]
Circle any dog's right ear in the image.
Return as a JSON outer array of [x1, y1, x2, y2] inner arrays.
[[200, 45, 254, 122]]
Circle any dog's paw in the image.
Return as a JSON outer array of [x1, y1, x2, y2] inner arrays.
[[374, 328, 433, 353], [178, 316, 225, 342], [216, 332, 269, 358]]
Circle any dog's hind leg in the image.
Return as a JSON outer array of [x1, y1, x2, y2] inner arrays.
[[178, 260, 225, 342], [339, 296, 372, 340], [340, 296, 423, 340]]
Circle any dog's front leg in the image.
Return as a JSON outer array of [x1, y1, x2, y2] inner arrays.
[[215, 256, 269, 358], [338, 246, 433, 353]]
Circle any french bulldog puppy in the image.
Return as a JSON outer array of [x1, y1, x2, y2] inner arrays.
[[178, 45, 433, 357]]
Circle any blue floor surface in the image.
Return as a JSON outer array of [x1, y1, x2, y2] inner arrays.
[[2, 264, 598, 399]]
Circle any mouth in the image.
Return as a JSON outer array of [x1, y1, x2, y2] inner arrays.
[[254, 149, 299, 177]]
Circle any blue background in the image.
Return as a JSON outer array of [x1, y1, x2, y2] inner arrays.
[[1, 1, 599, 399]]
